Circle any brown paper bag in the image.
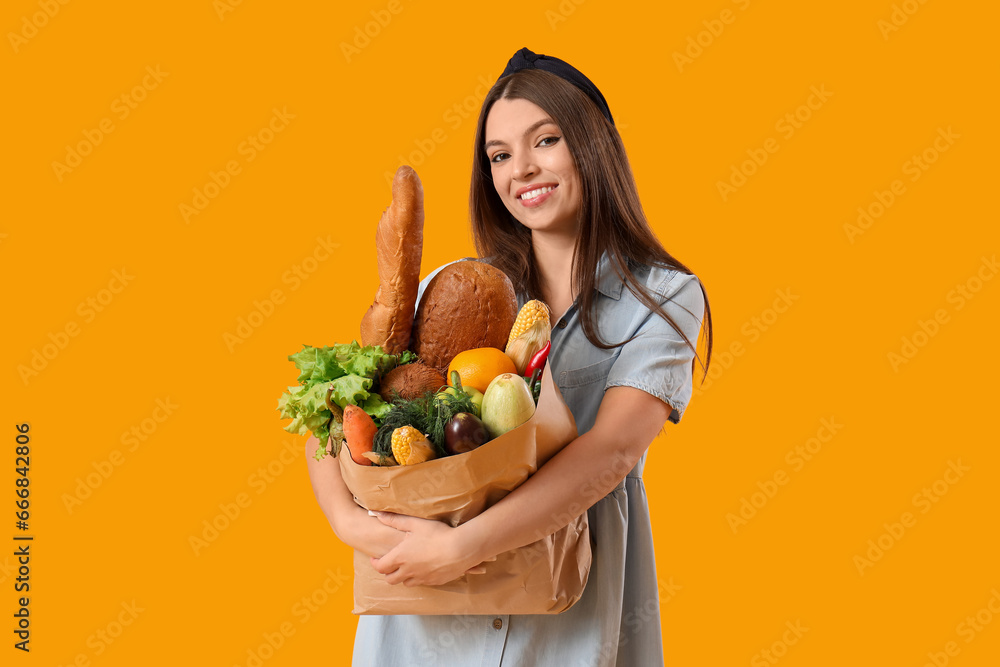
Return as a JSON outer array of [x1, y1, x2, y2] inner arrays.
[[338, 364, 591, 615]]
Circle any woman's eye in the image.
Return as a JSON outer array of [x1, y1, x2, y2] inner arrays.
[[490, 152, 509, 163], [539, 136, 560, 147]]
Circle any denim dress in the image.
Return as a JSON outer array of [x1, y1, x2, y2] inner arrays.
[[352, 254, 705, 667]]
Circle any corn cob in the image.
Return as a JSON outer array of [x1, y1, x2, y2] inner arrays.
[[390, 426, 436, 466], [506, 300, 551, 348], [506, 300, 552, 375]]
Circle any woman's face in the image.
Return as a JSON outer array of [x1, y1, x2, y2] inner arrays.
[[484, 97, 582, 238]]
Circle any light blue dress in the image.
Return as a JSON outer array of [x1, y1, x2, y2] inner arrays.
[[352, 254, 705, 667]]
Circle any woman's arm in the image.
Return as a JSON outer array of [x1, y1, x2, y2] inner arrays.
[[370, 386, 671, 586], [304, 435, 406, 559]]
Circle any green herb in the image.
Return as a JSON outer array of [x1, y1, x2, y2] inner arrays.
[[525, 368, 542, 404], [373, 386, 478, 459]]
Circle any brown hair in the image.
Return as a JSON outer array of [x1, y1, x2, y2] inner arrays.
[[469, 69, 714, 381]]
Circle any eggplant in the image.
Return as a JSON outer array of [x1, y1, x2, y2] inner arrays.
[[444, 412, 489, 455]]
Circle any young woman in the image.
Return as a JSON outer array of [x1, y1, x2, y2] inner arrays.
[[307, 48, 713, 666]]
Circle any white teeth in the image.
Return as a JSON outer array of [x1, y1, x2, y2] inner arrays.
[[519, 186, 554, 200]]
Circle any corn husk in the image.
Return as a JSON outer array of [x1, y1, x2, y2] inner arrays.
[[361, 451, 398, 466], [398, 436, 436, 465], [505, 320, 551, 375]]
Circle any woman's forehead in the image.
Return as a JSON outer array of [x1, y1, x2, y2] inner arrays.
[[485, 98, 557, 140]]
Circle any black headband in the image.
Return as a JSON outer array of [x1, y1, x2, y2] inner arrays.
[[496, 47, 614, 126]]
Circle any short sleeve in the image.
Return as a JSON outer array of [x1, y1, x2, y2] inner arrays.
[[605, 272, 705, 424]]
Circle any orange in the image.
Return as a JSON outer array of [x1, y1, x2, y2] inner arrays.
[[447, 347, 518, 394]]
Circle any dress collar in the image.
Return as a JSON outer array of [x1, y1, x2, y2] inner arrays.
[[594, 252, 625, 300]]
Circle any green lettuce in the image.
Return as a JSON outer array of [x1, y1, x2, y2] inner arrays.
[[277, 342, 415, 460]]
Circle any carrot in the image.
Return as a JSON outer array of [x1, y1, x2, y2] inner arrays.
[[342, 405, 378, 466]]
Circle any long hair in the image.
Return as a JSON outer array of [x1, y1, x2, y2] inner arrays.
[[469, 68, 714, 382]]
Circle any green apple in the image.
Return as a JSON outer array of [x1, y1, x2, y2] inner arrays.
[[436, 385, 484, 417], [465, 387, 484, 416]]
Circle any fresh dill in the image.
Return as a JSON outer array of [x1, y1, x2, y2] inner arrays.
[[373, 388, 478, 459]]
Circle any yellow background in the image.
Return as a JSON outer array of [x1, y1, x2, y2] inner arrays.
[[3, 0, 998, 665]]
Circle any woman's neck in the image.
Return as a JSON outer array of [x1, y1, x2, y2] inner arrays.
[[531, 231, 578, 321]]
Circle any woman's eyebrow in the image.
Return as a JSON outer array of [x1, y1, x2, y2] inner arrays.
[[484, 118, 557, 150]]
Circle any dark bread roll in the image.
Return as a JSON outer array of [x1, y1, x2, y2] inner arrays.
[[411, 260, 518, 373]]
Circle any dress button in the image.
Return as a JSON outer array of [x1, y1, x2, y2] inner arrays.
[[492, 618, 503, 630], [557, 319, 567, 329]]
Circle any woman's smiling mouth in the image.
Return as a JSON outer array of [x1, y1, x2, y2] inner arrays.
[[517, 184, 558, 207]]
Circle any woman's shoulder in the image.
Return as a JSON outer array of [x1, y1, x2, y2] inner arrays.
[[602, 260, 704, 332], [605, 258, 702, 302], [651, 266, 702, 303]]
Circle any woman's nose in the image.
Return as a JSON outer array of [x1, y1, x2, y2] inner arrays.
[[512, 152, 537, 182]]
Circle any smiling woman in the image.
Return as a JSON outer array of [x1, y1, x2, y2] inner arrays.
[[314, 47, 715, 667], [484, 99, 583, 242]]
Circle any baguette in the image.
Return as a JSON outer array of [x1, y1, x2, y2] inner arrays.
[[359, 166, 424, 354]]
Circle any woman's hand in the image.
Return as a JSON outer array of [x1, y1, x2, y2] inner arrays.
[[368, 511, 495, 587], [305, 436, 405, 559], [341, 505, 409, 559]]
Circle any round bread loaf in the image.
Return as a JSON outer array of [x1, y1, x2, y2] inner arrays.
[[411, 260, 518, 373]]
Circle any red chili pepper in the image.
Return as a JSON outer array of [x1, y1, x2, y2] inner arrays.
[[524, 340, 551, 378]]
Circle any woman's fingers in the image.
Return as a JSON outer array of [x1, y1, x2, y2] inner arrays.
[[369, 510, 416, 532], [366, 518, 497, 585], [370, 553, 400, 577]]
